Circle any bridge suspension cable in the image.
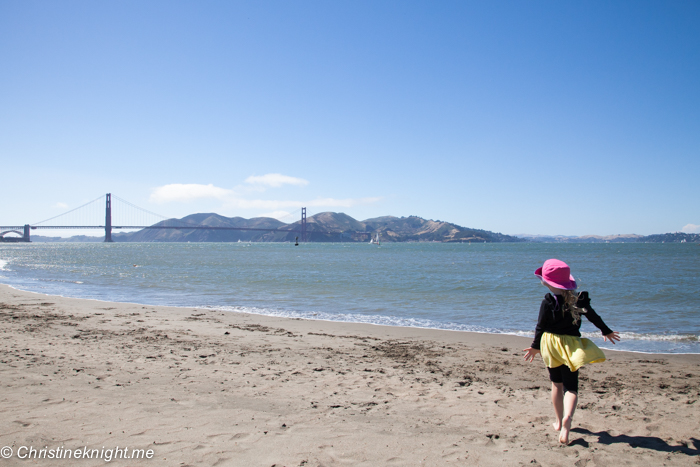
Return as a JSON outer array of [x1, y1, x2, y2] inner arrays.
[[274, 208, 302, 224], [111, 195, 171, 227], [32, 195, 104, 226], [4, 193, 317, 243]]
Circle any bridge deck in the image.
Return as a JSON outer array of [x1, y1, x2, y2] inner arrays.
[[1, 225, 303, 233]]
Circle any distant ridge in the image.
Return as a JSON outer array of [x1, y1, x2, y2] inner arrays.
[[516, 232, 700, 243], [515, 233, 644, 243], [117, 213, 289, 243], [26, 214, 700, 244], [107, 212, 524, 243], [358, 215, 521, 243], [27, 212, 523, 243]]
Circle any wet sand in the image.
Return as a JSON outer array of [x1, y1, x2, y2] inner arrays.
[[1, 283, 698, 466]]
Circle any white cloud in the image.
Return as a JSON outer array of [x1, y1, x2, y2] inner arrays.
[[244, 173, 309, 188], [224, 196, 381, 211], [306, 197, 382, 208], [150, 184, 232, 203], [225, 199, 303, 210], [681, 224, 700, 233], [150, 181, 381, 213], [54, 202, 68, 209]]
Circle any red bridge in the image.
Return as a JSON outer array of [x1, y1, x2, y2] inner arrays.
[[0, 194, 310, 243]]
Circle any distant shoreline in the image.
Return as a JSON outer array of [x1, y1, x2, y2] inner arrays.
[[15, 231, 700, 244]]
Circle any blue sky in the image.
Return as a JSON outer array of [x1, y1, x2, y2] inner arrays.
[[1, 1, 698, 236]]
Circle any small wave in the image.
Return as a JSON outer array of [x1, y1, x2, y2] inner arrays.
[[210, 306, 700, 349], [0, 259, 8, 271], [37, 278, 86, 285], [616, 332, 698, 343], [207, 305, 521, 336], [581, 331, 700, 343]]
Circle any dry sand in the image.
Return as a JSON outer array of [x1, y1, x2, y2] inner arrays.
[[1, 283, 698, 466]]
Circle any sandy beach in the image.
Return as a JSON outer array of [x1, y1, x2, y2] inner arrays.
[[1, 283, 698, 466]]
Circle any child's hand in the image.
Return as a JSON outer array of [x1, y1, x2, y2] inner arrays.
[[603, 331, 621, 344], [523, 347, 540, 362]]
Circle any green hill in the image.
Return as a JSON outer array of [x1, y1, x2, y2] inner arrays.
[[109, 212, 524, 243]]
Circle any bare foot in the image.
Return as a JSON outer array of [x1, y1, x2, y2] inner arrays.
[[559, 416, 572, 445], [552, 420, 562, 431]]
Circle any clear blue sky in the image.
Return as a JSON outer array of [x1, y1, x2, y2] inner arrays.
[[1, 1, 698, 236]]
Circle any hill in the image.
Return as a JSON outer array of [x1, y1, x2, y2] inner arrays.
[[516, 234, 644, 243], [637, 232, 700, 243], [108, 212, 524, 243], [517, 232, 700, 243], [118, 213, 291, 242], [25, 221, 700, 244], [360, 215, 521, 243]]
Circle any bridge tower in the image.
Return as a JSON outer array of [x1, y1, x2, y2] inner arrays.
[[301, 207, 307, 242], [104, 193, 113, 242], [23, 224, 30, 242]]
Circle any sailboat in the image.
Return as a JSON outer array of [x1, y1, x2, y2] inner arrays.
[[369, 232, 380, 245]]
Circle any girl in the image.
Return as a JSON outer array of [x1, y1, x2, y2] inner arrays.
[[523, 259, 620, 445]]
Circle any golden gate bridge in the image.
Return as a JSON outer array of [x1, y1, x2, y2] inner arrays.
[[0, 193, 314, 243]]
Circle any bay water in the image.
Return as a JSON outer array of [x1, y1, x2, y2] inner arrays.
[[0, 242, 698, 354]]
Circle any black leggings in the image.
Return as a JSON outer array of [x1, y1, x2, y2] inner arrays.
[[548, 365, 579, 393]]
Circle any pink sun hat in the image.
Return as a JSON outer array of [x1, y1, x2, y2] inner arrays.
[[535, 259, 577, 291]]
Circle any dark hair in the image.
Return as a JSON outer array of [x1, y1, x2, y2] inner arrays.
[[561, 290, 582, 325]]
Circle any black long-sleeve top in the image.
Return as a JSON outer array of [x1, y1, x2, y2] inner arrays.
[[531, 291, 613, 350]]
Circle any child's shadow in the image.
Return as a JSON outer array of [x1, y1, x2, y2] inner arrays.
[[572, 428, 700, 455]]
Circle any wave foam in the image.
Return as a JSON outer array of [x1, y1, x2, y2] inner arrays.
[[209, 306, 700, 348], [206, 305, 512, 335], [581, 331, 700, 343]]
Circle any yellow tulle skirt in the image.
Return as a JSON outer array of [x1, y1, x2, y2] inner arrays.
[[540, 332, 606, 372]]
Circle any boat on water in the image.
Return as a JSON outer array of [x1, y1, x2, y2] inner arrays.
[[369, 232, 381, 245]]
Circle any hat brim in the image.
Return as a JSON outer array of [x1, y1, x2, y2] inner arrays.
[[534, 268, 577, 291]]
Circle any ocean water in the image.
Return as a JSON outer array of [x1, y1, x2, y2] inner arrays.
[[0, 242, 698, 354]]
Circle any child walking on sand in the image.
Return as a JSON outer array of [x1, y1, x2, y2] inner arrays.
[[523, 259, 620, 445]]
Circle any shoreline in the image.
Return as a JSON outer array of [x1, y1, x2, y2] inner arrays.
[[2, 282, 697, 356], [1, 284, 699, 465]]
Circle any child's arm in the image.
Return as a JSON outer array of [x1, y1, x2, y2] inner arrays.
[[524, 296, 550, 362], [531, 296, 550, 350]]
